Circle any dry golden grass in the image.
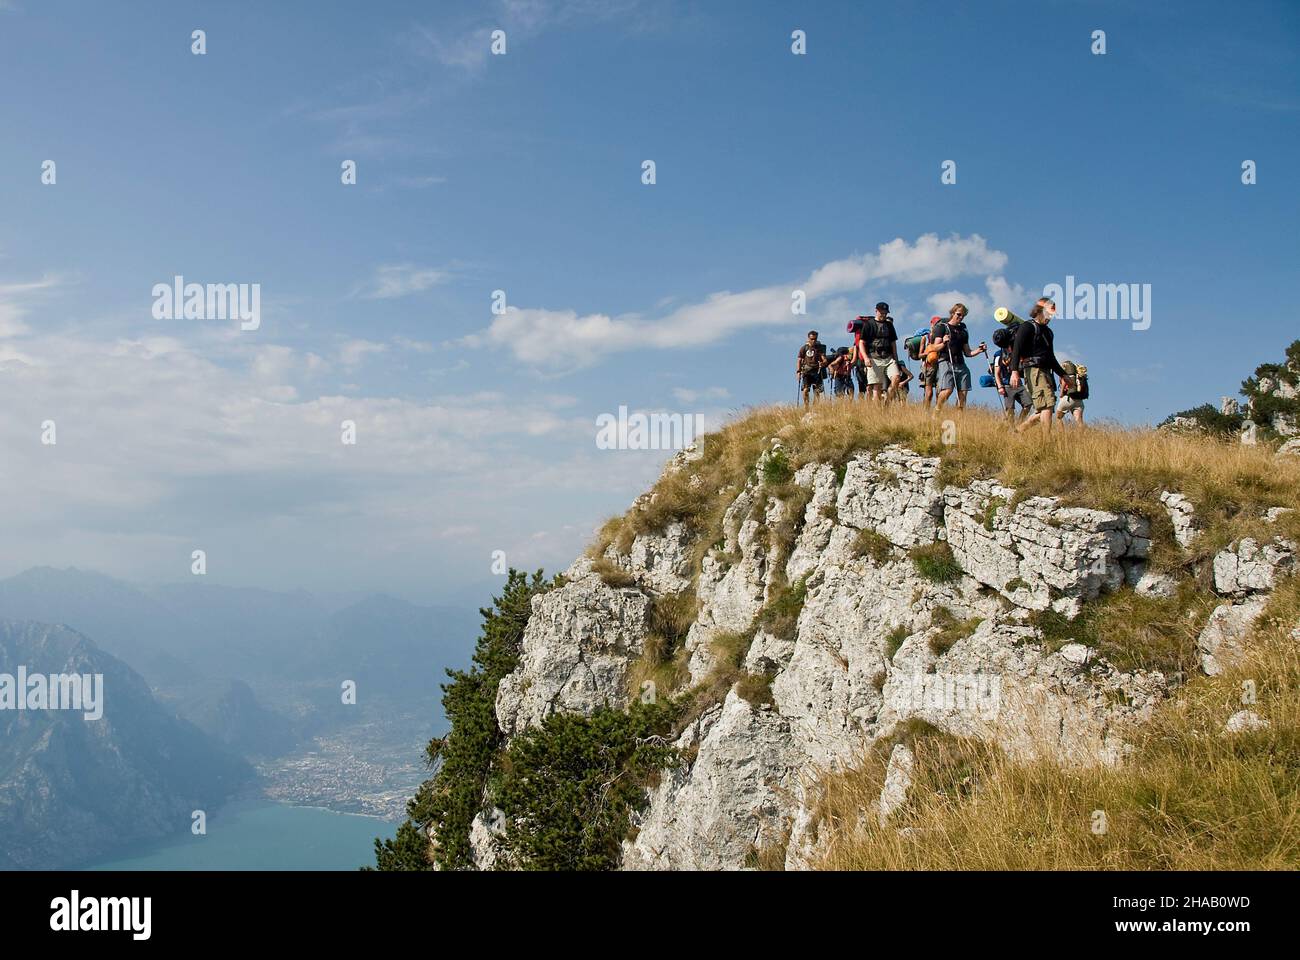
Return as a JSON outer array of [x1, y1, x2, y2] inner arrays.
[[1028, 580, 1223, 675], [811, 576, 1300, 870], [625, 590, 698, 701], [591, 400, 1300, 578]]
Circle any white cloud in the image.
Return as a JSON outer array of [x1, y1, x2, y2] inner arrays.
[[339, 339, 389, 366], [393, 335, 435, 354], [985, 275, 1030, 315], [468, 234, 1012, 371], [0, 328, 618, 594], [356, 263, 449, 300], [0, 273, 66, 337], [927, 290, 982, 321]]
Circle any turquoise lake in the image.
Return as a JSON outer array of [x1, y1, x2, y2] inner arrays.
[[82, 799, 397, 871]]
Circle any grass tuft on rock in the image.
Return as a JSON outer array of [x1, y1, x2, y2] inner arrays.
[[910, 542, 962, 583]]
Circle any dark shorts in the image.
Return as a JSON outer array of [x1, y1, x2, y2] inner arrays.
[[854, 365, 869, 392], [833, 376, 854, 396], [801, 373, 824, 393]]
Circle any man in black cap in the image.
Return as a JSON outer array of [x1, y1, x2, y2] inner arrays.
[[856, 301, 901, 401]]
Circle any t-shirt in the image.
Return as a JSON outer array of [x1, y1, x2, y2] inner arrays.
[[797, 342, 827, 374], [864, 318, 898, 359], [934, 320, 970, 366]]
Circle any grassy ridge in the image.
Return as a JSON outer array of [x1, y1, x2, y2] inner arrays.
[[592, 401, 1300, 577]]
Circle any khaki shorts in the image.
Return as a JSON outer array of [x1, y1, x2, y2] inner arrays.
[[1056, 395, 1084, 415], [1027, 367, 1056, 411], [865, 357, 900, 386]]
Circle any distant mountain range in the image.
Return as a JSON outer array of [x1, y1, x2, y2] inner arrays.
[[0, 567, 479, 750], [0, 569, 480, 867], [0, 621, 252, 869]]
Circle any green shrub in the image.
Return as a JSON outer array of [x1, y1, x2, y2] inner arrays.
[[491, 700, 681, 870], [761, 448, 794, 486], [372, 569, 556, 871], [910, 542, 962, 583], [1157, 403, 1243, 437]]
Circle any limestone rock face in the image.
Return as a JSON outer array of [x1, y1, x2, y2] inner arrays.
[[494, 559, 651, 738], [836, 446, 945, 547], [467, 811, 501, 870], [1135, 571, 1178, 598], [1197, 596, 1268, 676], [685, 478, 785, 682], [478, 443, 1277, 872], [622, 691, 799, 871], [1212, 537, 1295, 596], [944, 480, 1150, 616], [878, 743, 915, 825], [1160, 491, 1200, 549], [880, 618, 1167, 767], [605, 521, 694, 595]]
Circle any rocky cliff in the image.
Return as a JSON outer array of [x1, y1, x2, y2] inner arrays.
[[408, 405, 1299, 871]]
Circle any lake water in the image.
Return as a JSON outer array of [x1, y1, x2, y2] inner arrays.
[[83, 799, 398, 871]]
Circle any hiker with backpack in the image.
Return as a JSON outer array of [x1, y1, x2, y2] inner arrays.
[[1055, 361, 1088, 426], [847, 314, 865, 397], [857, 301, 901, 401], [796, 330, 828, 406], [903, 317, 940, 407], [828, 346, 855, 398], [1007, 298, 1074, 433], [991, 345, 1032, 421], [931, 303, 987, 413]]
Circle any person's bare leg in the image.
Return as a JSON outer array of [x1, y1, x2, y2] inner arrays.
[[1016, 409, 1042, 433]]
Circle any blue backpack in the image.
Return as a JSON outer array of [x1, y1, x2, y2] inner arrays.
[[903, 327, 930, 361]]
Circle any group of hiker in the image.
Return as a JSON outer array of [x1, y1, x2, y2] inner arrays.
[[795, 297, 1089, 430]]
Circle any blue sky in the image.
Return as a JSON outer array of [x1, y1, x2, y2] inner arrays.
[[1, 0, 1297, 604]]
